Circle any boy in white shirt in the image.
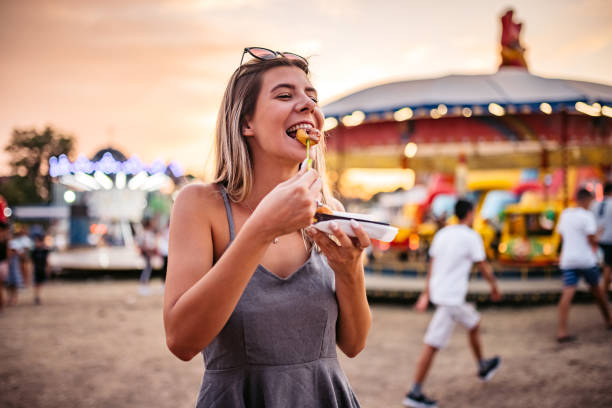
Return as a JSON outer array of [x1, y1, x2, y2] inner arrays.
[[556, 188, 611, 342], [403, 199, 501, 408]]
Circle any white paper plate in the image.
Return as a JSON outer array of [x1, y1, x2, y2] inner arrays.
[[313, 218, 398, 242]]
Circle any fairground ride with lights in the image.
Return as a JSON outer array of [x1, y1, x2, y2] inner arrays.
[[42, 147, 185, 271], [321, 9, 612, 272], [322, 10, 611, 202]]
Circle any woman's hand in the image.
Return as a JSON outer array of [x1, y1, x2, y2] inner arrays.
[[250, 167, 322, 242], [308, 219, 372, 357], [306, 219, 370, 280]]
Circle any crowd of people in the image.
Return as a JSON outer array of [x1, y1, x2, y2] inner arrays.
[[0, 223, 51, 311], [0, 216, 170, 307]]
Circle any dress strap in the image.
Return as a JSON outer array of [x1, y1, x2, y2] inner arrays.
[[218, 185, 236, 243]]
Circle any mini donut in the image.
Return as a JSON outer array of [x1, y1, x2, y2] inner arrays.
[[296, 128, 320, 146]]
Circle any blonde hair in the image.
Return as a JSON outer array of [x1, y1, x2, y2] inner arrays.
[[213, 57, 334, 207]]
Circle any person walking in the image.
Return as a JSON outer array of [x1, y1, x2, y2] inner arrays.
[[404, 199, 501, 408], [592, 182, 612, 299], [556, 188, 612, 342]]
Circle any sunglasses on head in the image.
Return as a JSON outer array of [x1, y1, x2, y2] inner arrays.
[[239, 47, 308, 66]]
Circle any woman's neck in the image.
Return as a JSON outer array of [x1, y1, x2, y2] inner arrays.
[[246, 152, 298, 207]]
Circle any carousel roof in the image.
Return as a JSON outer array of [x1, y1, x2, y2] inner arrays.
[[91, 147, 128, 162], [322, 67, 612, 120]]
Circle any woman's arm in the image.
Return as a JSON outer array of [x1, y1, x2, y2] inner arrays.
[[333, 233, 372, 358], [164, 170, 321, 361], [307, 200, 372, 358], [163, 184, 272, 361]]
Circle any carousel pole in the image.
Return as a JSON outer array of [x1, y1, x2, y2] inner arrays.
[[561, 109, 569, 208], [540, 146, 549, 201], [339, 126, 346, 196], [455, 152, 468, 197]]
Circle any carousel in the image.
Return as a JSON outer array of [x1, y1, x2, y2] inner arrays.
[[321, 9, 612, 294], [47, 147, 184, 271], [322, 9, 611, 204]]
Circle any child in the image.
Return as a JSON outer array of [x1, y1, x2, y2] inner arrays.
[[556, 188, 611, 342], [404, 199, 501, 408], [30, 233, 50, 305]]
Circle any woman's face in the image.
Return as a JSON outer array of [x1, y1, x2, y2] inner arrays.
[[243, 65, 324, 164]]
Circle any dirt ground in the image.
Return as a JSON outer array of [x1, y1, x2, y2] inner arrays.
[[1, 280, 611, 408]]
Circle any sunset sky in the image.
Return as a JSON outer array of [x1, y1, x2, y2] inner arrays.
[[1, 0, 610, 176]]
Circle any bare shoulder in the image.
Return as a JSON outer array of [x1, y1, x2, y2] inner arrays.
[[172, 182, 223, 223], [329, 197, 345, 212], [174, 182, 222, 207]]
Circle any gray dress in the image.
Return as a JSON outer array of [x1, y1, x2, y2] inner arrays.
[[195, 187, 361, 408]]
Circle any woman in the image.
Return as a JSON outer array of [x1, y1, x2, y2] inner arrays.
[[163, 47, 371, 407]]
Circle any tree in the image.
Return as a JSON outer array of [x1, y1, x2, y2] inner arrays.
[[0, 126, 75, 205]]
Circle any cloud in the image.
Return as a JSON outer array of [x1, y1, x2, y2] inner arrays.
[[557, 27, 612, 59], [1, 0, 611, 175], [401, 45, 435, 65], [161, 0, 263, 11], [0, 0, 248, 173]]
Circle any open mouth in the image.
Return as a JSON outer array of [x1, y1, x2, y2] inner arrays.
[[286, 123, 314, 139]]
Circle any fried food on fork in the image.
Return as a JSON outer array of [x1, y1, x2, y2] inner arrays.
[[296, 128, 319, 146]]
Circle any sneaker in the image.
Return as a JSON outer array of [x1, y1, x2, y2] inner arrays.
[[556, 335, 577, 343], [402, 391, 438, 408], [478, 356, 501, 382], [138, 285, 152, 296]]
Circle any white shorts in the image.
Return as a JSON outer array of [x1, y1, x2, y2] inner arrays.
[[424, 303, 481, 349]]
